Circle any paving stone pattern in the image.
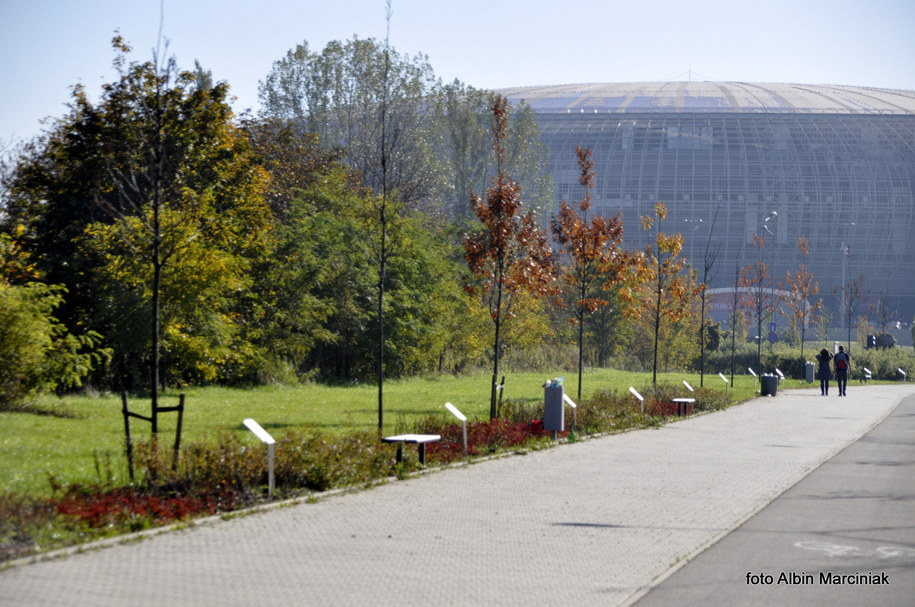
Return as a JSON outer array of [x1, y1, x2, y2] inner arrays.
[[3, 385, 913, 606]]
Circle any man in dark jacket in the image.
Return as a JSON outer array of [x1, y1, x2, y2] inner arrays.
[[834, 345, 850, 396]]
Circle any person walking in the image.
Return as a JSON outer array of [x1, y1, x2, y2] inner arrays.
[[816, 348, 833, 395], [834, 345, 850, 396]]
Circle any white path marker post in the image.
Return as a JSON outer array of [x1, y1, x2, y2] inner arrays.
[[899, 369, 907, 382], [748, 367, 758, 390], [562, 393, 578, 435], [445, 402, 468, 454], [243, 418, 275, 497], [719, 372, 729, 396], [629, 387, 644, 414]]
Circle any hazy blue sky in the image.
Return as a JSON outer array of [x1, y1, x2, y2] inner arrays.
[[2, 0, 914, 143]]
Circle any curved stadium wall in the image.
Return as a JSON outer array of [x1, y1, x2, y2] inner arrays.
[[500, 82, 915, 322]]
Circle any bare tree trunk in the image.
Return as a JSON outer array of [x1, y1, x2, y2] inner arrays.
[[652, 281, 662, 386], [490, 278, 503, 420]]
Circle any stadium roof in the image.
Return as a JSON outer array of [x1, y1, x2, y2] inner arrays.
[[498, 82, 915, 115]]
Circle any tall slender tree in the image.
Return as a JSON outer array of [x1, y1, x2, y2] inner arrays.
[[835, 272, 868, 352], [784, 236, 820, 363], [551, 147, 627, 402], [465, 96, 555, 419], [629, 202, 697, 386], [740, 235, 780, 369], [697, 208, 720, 386], [375, 0, 394, 433]]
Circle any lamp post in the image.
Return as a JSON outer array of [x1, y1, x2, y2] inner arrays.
[[840, 242, 854, 349], [751, 211, 778, 367]]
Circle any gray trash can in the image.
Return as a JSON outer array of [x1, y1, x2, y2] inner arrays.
[[805, 362, 815, 383], [544, 384, 564, 433], [760, 374, 778, 396]]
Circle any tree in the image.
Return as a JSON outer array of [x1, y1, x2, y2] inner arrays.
[[0, 282, 108, 410], [696, 208, 720, 386], [835, 273, 867, 352], [429, 82, 554, 223], [433, 82, 490, 221], [550, 147, 627, 402], [260, 39, 553, 223], [628, 202, 697, 385], [727, 258, 743, 384], [872, 289, 896, 335], [465, 96, 555, 419], [0, 232, 108, 409], [4, 38, 270, 424], [740, 235, 781, 369], [583, 285, 630, 367], [258, 35, 440, 210], [784, 236, 820, 364]]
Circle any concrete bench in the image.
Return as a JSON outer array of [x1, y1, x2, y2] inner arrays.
[[382, 434, 441, 465], [672, 398, 696, 417]]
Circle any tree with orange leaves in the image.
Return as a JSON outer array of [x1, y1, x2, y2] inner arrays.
[[551, 146, 627, 402], [784, 236, 820, 364], [627, 202, 699, 385], [464, 96, 555, 419]]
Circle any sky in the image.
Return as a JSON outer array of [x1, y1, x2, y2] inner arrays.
[[2, 0, 914, 144]]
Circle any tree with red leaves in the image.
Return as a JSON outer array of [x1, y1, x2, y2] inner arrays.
[[464, 96, 555, 420], [551, 147, 628, 402]]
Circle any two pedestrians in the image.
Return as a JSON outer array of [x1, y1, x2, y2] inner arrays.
[[815, 346, 851, 396]]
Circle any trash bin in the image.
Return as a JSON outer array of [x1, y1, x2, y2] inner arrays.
[[760, 374, 778, 396], [805, 362, 815, 384], [544, 383, 564, 433]]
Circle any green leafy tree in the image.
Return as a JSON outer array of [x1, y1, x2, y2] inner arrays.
[[4, 38, 270, 420], [259, 39, 553, 223], [0, 281, 108, 409], [431, 81, 554, 222], [0, 233, 109, 409], [259, 35, 440, 210]]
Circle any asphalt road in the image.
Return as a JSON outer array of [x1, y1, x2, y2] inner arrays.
[[633, 394, 915, 607]]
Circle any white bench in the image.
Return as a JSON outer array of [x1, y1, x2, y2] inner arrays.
[[671, 398, 695, 417], [382, 434, 441, 465], [673, 380, 696, 416]]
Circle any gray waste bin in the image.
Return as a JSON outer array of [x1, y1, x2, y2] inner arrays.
[[805, 362, 815, 383], [760, 374, 778, 396], [544, 384, 564, 433]]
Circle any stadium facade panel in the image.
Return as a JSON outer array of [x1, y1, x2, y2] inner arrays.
[[500, 83, 915, 321]]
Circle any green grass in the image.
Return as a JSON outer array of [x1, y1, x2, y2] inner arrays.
[[0, 369, 790, 496]]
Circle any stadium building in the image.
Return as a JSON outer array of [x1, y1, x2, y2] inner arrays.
[[501, 82, 915, 327]]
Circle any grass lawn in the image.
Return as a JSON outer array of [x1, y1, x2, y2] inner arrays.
[[1, 369, 797, 496]]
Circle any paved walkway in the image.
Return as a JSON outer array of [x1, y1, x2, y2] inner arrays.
[[2, 384, 913, 606]]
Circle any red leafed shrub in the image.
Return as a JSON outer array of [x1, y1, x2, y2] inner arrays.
[[424, 418, 553, 464], [53, 485, 226, 529]]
